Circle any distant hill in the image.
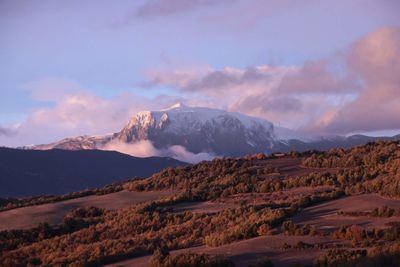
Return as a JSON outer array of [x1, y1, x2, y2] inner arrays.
[[274, 134, 400, 152], [0, 147, 185, 197]]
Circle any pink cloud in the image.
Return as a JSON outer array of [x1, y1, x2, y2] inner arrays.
[[142, 27, 400, 134], [2, 27, 399, 148], [0, 79, 184, 146], [307, 27, 400, 134], [276, 59, 359, 94]]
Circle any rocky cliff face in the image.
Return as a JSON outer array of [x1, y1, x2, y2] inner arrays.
[[114, 103, 276, 156], [30, 103, 400, 158]]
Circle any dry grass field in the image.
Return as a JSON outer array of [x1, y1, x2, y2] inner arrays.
[[0, 190, 176, 231], [292, 194, 400, 230], [167, 186, 334, 214], [106, 192, 400, 267], [104, 235, 345, 267]]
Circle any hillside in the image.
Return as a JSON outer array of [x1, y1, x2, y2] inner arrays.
[[0, 147, 185, 197], [1, 141, 400, 267]]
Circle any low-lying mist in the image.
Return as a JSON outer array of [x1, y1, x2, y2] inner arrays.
[[101, 140, 214, 163]]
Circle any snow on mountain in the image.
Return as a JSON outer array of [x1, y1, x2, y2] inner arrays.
[[122, 102, 274, 136], [30, 103, 400, 160], [31, 103, 278, 157], [33, 135, 113, 150], [115, 102, 277, 156]]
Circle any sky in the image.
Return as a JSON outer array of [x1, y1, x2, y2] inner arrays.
[[1, 0, 400, 147]]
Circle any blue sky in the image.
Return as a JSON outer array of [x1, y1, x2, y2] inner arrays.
[[1, 0, 400, 146]]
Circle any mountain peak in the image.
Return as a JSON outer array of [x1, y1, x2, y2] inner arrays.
[[115, 104, 277, 156], [30, 103, 397, 159]]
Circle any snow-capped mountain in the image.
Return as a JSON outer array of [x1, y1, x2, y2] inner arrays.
[[31, 103, 400, 158], [115, 102, 276, 155], [34, 103, 277, 156], [33, 135, 113, 150]]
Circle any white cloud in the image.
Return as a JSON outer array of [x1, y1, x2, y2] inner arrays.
[[166, 145, 214, 163], [102, 140, 214, 163], [0, 80, 181, 147], [102, 140, 159, 158]]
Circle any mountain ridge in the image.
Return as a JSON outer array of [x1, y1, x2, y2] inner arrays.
[[29, 103, 400, 158], [0, 147, 185, 197]]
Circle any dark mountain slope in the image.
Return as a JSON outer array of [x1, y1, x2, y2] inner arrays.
[[274, 134, 400, 152], [0, 147, 185, 197]]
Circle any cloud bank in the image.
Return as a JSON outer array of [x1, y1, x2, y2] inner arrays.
[[102, 140, 214, 163], [144, 26, 400, 135], [308, 27, 400, 134], [0, 79, 182, 147]]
